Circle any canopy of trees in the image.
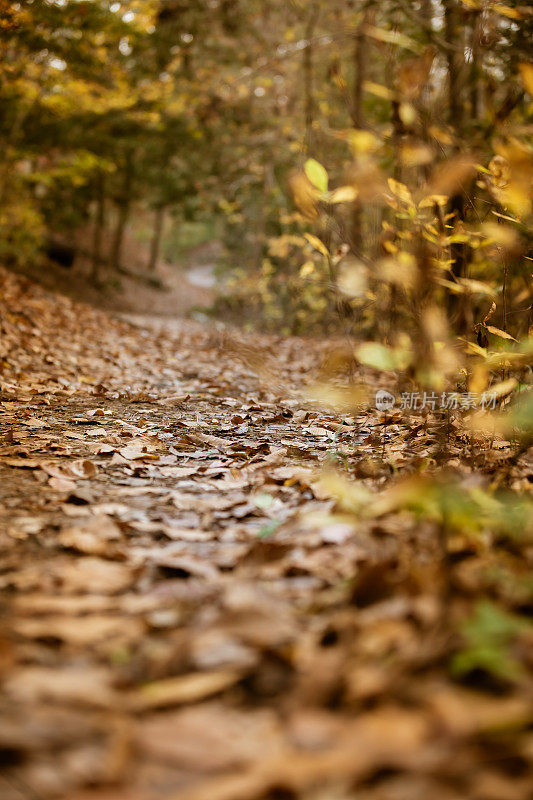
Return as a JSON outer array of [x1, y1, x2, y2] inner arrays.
[[1, 2, 530, 331]]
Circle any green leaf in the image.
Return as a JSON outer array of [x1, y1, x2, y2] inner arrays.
[[257, 520, 281, 539], [451, 601, 531, 682], [304, 158, 328, 193]]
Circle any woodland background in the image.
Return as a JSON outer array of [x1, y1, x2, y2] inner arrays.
[[1, 0, 531, 338]]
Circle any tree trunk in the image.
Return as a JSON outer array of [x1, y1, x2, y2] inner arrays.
[[91, 171, 106, 282], [443, 0, 468, 328], [303, 4, 319, 152], [469, 10, 481, 121], [350, 14, 368, 255], [220, 0, 238, 34], [443, 0, 463, 135], [147, 206, 166, 272], [109, 202, 130, 272], [351, 19, 366, 129], [420, 0, 433, 28], [109, 157, 133, 272]]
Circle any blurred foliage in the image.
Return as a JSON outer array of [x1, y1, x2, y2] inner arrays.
[[1, 0, 531, 312], [452, 601, 532, 682]]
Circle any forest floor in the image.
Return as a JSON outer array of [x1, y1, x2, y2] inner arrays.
[[1, 266, 532, 800]]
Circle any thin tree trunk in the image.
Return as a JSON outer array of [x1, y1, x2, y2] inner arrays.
[[147, 206, 166, 272], [443, 0, 468, 328], [420, 0, 433, 28], [91, 171, 106, 282], [303, 4, 319, 152], [350, 13, 368, 255], [351, 19, 366, 129], [109, 202, 130, 272], [109, 156, 133, 272], [419, 0, 435, 184], [469, 10, 481, 121], [443, 0, 463, 134], [220, 0, 237, 33]]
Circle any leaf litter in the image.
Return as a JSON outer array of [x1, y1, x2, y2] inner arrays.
[[0, 267, 532, 800]]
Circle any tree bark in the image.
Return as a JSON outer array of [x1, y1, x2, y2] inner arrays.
[[469, 10, 481, 121], [147, 206, 166, 272], [420, 0, 433, 28], [220, 0, 238, 34], [443, 0, 468, 328], [443, 0, 463, 135], [303, 4, 319, 152], [351, 19, 366, 129], [109, 156, 133, 272], [350, 13, 368, 255], [91, 171, 106, 282]]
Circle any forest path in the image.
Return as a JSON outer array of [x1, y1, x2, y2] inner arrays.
[[0, 268, 382, 800], [1, 267, 531, 800], [13, 235, 221, 320]]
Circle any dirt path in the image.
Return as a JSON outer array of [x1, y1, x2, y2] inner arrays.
[[12, 237, 219, 319], [1, 268, 532, 800]]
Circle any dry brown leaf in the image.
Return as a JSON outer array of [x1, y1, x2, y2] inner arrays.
[[129, 670, 244, 711], [59, 557, 135, 594]]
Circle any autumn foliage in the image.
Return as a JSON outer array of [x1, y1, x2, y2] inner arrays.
[[1, 2, 533, 799]]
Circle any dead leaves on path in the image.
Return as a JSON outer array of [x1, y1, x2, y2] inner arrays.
[[1, 269, 533, 800]]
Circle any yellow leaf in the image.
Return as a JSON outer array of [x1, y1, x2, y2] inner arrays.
[[363, 25, 420, 52], [315, 470, 372, 512], [419, 194, 449, 208], [287, 171, 319, 219], [457, 278, 497, 297], [399, 103, 417, 126], [356, 342, 411, 371], [299, 261, 315, 278], [469, 364, 489, 395], [304, 158, 328, 192], [463, 340, 490, 358], [428, 125, 454, 145], [518, 63, 533, 96], [349, 129, 381, 154], [486, 377, 518, 398], [307, 383, 368, 411], [399, 142, 433, 167], [493, 4, 522, 20], [304, 233, 329, 257], [328, 186, 358, 203], [481, 222, 520, 252], [362, 81, 395, 101], [387, 177, 413, 205]]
